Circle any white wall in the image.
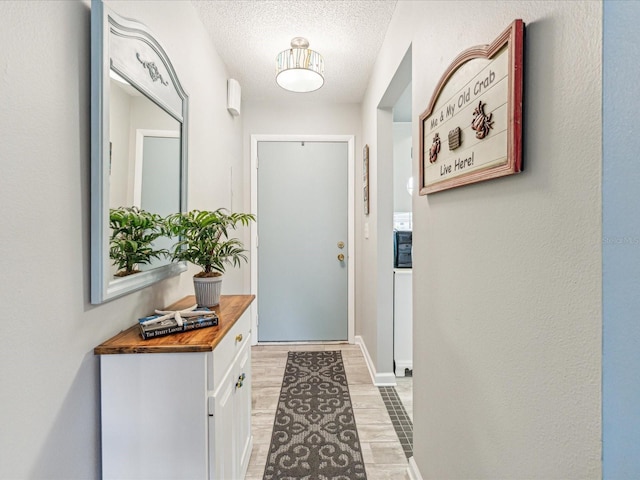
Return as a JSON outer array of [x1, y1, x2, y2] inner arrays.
[[243, 101, 361, 137], [109, 82, 132, 207], [0, 1, 244, 477], [109, 83, 181, 210], [361, 1, 602, 477]]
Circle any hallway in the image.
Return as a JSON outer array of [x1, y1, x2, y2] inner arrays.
[[246, 344, 410, 479]]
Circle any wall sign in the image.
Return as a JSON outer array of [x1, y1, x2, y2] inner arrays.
[[419, 20, 524, 194]]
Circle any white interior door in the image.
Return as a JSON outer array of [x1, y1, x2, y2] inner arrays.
[[257, 141, 348, 342]]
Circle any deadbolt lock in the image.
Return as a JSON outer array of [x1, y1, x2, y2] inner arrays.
[[337, 241, 345, 249]]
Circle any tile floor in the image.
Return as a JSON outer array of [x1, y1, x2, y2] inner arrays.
[[245, 343, 411, 480], [379, 386, 413, 458]]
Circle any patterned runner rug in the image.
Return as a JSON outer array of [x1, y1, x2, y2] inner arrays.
[[263, 350, 367, 480]]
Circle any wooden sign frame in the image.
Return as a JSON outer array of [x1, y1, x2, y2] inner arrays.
[[419, 20, 524, 195], [363, 144, 370, 215]]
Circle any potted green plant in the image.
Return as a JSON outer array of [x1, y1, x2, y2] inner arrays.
[[109, 206, 168, 277], [166, 208, 256, 306]]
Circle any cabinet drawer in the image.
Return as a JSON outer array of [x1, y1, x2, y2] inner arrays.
[[210, 310, 250, 390]]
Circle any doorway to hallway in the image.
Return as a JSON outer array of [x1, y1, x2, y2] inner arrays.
[[374, 44, 413, 382], [250, 136, 355, 343]]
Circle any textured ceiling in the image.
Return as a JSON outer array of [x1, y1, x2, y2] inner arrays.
[[191, 0, 398, 104]]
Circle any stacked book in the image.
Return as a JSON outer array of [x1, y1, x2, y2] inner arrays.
[[139, 305, 219, 340]]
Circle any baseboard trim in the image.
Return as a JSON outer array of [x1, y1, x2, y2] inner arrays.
[[407, 456, 423, 480], [256, 340, 350, 345], [375, 372, 397, 386], [355, 335, 396, 386]]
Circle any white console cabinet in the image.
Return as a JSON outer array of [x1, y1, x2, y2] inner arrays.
[[210, 336, 252, 480], [95, 295, 254, 480]]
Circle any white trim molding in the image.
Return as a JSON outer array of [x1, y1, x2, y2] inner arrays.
[[407, 457, 423, 480], [355, 335, 396, 386]]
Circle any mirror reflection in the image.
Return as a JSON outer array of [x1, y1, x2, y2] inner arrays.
[[91, 0, 189, 304], [108, 73, 181, 276]]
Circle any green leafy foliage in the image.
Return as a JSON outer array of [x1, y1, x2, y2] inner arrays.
[[166, 209, 256, 276], [109, 206, 168, 276]]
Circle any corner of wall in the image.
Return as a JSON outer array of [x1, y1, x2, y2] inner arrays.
[[355, 335, 396, 386]]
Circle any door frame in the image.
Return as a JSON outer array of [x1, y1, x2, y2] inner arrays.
[[250, 134, 355, 345]]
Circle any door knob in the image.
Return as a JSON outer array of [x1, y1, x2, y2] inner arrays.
[[337, 253, 345, 262]]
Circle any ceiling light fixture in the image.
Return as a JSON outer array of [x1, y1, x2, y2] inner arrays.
[[276, 37, 324, 93]]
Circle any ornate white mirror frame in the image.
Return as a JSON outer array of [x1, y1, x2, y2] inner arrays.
[[91, 0, 188, 304]]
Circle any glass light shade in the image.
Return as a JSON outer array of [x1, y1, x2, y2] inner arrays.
[[276, 38, 324, 93]]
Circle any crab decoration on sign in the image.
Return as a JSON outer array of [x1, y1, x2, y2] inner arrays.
[[429, 133, 441, 163], [471, 100, 494, 139], [448, 127, 462, 150]]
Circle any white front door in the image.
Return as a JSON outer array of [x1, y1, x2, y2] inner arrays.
[[256, 140, 350, 342]]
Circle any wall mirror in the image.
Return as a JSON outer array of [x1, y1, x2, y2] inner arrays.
[[91, 0, 188, 304]]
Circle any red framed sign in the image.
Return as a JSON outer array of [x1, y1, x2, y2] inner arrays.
[[419, 20, 524, 194]]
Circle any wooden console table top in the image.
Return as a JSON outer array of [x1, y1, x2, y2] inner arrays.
[[94, 294, 254, 355]]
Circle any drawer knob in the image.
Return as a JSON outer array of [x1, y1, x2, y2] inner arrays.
[[235, 333, 243, 343], [235, 372, 246, 389]]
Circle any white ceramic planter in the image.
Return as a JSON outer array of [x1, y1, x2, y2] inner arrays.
[[193, 275, 223, 307]]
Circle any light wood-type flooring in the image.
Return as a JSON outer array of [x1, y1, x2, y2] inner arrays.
[[245, 344, 411, 480]]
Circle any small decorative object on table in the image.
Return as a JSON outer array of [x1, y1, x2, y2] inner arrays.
[[138, 304, 219, 339]]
